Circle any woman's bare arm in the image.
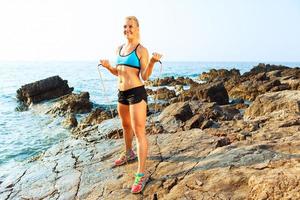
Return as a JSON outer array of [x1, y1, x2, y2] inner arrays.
[[99, 46, 122, 77], [99, 60, 118, 76], [139, 46, 162, 81]]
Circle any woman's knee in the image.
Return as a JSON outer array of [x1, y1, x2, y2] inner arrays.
[[122, 122, 132, 132], [132, 124, 146, 136], [135, 133, 148, 145]]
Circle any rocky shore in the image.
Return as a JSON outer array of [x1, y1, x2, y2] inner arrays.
[[1, 63, 299, 199]]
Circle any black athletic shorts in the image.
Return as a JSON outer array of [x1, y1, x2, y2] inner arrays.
[[118, 85, 148, 105]]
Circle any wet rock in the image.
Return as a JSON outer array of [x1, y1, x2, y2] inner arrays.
[[16, 75, 73, 106]]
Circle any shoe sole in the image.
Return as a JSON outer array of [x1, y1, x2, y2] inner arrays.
[[131, 177, 149, 194]]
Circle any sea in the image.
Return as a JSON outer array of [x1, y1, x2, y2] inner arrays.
[[0, 61, 299, 179]]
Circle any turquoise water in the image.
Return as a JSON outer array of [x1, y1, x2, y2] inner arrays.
[[0, 61, 299, 178]]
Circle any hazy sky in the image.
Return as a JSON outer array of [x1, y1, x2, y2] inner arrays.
[[0, 0, 299, 61]]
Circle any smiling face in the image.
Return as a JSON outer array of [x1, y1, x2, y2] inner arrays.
[[123, 18, 139, 40]]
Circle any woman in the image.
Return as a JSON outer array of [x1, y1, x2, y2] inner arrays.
[[99, 16, 162, 194]]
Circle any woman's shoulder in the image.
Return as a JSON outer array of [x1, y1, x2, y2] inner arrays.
[[137, 44, 148, 54]]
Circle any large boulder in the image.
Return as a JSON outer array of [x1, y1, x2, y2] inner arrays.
[[157, 102, 193, 133], [16, 76, 73, 106], [179, 81, 229, 105], [244, 90, 300, 120]]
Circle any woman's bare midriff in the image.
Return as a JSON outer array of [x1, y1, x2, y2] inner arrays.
[[117, 65, 143, 91]]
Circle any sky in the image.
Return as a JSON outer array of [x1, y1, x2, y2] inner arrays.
[[0, 0, 299, 62]]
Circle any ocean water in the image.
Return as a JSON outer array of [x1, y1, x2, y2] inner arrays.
[[0, 61, 299, 178]]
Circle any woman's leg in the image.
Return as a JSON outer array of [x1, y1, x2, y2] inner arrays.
[[117, 102, 134, 152], [130, 100, 148, 173]]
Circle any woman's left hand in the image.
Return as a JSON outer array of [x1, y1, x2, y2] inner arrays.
[[151, 52, 163, 63]]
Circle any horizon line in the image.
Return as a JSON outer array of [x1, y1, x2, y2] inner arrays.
[[0, 60, 300, 63]]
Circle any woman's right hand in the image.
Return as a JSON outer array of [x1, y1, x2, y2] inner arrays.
[[99, 59, 111, 69]]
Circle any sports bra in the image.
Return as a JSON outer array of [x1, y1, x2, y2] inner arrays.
[[116, 44, 141, 69]]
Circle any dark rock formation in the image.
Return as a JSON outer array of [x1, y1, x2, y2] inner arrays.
[[242, 63, 290, 77], [199, 68, 240, 82], [147, 87, 176, 100], [16, 76, 73, 106], [178, 81, 229, 105]]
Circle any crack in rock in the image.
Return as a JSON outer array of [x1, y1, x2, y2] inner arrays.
[[72, 151, 82, 198], [4, 169, 28, 200], [150, 135, 164, 179], [49, 161, 60, 199]]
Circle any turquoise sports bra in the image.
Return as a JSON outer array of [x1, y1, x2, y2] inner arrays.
[[116, 44, 141, 70]]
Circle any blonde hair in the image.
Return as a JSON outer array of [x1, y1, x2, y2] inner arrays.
[[125, 16, 139, 27], [125, 16, 140, 42]]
